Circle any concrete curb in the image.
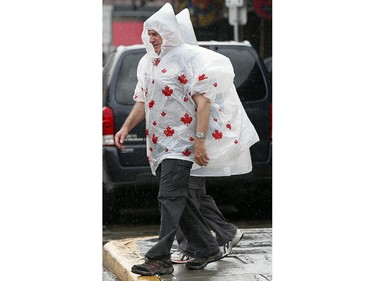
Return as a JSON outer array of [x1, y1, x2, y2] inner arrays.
[[103, 236, 159, 281]]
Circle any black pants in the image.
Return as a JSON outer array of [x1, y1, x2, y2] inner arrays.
[[176, 177, 237, 256], [145, 159, 219, 259]]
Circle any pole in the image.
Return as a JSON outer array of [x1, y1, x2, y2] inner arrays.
[[234, 24, 239, 41], [233, 7, 239, 41]]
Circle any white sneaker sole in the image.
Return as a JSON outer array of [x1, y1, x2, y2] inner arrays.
[[171, 253, 191, 264]]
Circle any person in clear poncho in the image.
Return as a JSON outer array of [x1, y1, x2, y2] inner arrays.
[[171, 8, 254, 264], [114, 3, 258, 276]]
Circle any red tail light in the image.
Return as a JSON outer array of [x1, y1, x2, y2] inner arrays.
[[103, 106, 115, 146]]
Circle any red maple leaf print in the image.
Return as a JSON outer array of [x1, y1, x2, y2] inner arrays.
[[147, 156, 151, 162], [153, 121, 157, 126], [153, 58, 160, 66], [165, 148, 169, 152], [226, 123, 232, 130], [152, 79, 154, 84], [214, 118, 218, 122], [134, 95, 138, 99], [182, 148, 192, 157], [212, 130, 223, 140], [164, 126, 175, 137], [161, 111, 166, 117], [162, 86, 173, 97], [152, 134, 158, 144], [149, 147, 153, 152], [213, 82, 218, 87], [161, 69, 167, 73], [145, 129, 149, 136], [180, 113, 193, 125], [148, 100, 155, 109], [183, 97, 188, 102], [178, 74, 188, 84], [189, 137, 194, 142], [198, 74, 208, 81], [234, 140, 238, 144]]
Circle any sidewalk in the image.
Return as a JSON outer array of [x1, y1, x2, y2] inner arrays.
[[103, 228, 272, 281]]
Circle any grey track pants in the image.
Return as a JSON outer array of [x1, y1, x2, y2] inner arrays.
[[175, 176, 237, 257], [145, 159, 219, 259]]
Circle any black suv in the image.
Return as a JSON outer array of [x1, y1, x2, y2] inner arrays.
[[103, 41, 272, 223]]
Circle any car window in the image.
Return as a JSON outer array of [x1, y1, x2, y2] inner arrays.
[[103, 52, 116, 105], [216, 47, 267, 102], [115, 51, 146, 105]]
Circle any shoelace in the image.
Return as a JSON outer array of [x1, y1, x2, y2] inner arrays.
[[178, 254, 191, 261]]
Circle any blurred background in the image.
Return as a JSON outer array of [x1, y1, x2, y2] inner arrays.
[[103, 0, 272, 64]]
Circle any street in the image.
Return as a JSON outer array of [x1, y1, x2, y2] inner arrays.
[[103, 206, 272, 281], [103, 267, 119, 281], [103, 225, 272, 281]]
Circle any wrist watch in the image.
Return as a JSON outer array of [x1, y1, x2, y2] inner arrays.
[[195, 132, 205, 139]]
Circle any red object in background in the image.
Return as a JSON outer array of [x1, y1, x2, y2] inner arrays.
[[253, 0, 272, 20], [112, 21, 143, 46], [103, 106, 114, 146]]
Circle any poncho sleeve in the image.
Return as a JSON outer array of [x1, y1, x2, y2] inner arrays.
[[133, 54, 149, 103]]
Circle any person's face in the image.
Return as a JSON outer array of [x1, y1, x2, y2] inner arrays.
[[148, 30, 163, 54]]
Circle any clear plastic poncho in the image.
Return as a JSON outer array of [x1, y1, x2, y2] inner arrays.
[[133, 3, 259, 176]]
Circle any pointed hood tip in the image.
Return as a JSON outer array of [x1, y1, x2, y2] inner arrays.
[[176, 8, 198, 45]]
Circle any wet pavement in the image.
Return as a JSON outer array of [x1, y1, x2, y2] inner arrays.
[[103, 267, 120, 281], [103, 227, 272, 281]]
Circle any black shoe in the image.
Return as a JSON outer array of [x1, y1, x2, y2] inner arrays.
[[131, 258, 174, 276], [185, 250, 222, 270]]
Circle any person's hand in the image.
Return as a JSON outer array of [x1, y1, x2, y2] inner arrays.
[[194, 139, 209, 166], [114, 127, 128, 149]]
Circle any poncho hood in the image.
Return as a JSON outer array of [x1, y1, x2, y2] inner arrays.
[[176, 8, 198, 45], [142, 3, 184, 59]]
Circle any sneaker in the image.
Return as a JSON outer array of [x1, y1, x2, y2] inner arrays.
[[221, 229, 244, 257], [171, 251, 192, 264], [185, 250, 222, 270], [131, 258, 174, 276]]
